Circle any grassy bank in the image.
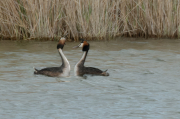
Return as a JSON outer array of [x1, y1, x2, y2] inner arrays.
[[0, 0, 180, 41]]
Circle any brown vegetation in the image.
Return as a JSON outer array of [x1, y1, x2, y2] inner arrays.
[[0, 0, 180, 41]]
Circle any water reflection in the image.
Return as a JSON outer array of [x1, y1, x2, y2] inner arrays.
[[0, 39, 180, 118]]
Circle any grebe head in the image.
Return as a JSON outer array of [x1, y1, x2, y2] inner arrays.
[[73, 39, 90, 51], [57, 37, 66, 49]]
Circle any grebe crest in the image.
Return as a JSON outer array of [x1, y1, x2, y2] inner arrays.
[[73, 39, 109, 77], [57, 37, 66, 49]]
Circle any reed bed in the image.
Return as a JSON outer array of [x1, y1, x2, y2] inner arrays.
[[0, 0, 180, 41]]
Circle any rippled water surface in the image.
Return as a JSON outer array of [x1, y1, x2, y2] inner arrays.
[[1, 39, 180, 118]]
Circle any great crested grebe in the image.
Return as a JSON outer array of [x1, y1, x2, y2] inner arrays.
[[73, 39, 109, 76], [34, 37, 70, 77]]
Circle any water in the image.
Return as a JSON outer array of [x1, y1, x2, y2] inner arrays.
[[1, 39, 180, 119]]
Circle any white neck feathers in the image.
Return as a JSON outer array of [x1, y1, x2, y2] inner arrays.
[[58, 49, 70, 69]]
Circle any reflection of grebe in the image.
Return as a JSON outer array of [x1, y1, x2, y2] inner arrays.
[[73, 39, 109, 76], [34, 37, 70, 77]]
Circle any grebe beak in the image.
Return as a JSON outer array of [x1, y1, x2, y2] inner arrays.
[[73, 43, 83, 48], [73, 45, 79, 48]]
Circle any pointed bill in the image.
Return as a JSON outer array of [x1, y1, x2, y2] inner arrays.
[[73, 43, 83, 48]]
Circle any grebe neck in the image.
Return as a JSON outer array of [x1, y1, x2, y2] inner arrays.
[[77, 51, 88, 67], [58, 49, 70, 68]]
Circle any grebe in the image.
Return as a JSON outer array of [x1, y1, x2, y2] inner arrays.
[[73, 39, 109, 76], [34, 37, 70, 77]]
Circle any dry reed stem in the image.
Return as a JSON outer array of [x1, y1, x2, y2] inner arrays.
[[0, 0, 179, 40]]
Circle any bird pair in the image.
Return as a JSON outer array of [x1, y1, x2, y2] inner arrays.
[[34, 37, 109, 77]]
